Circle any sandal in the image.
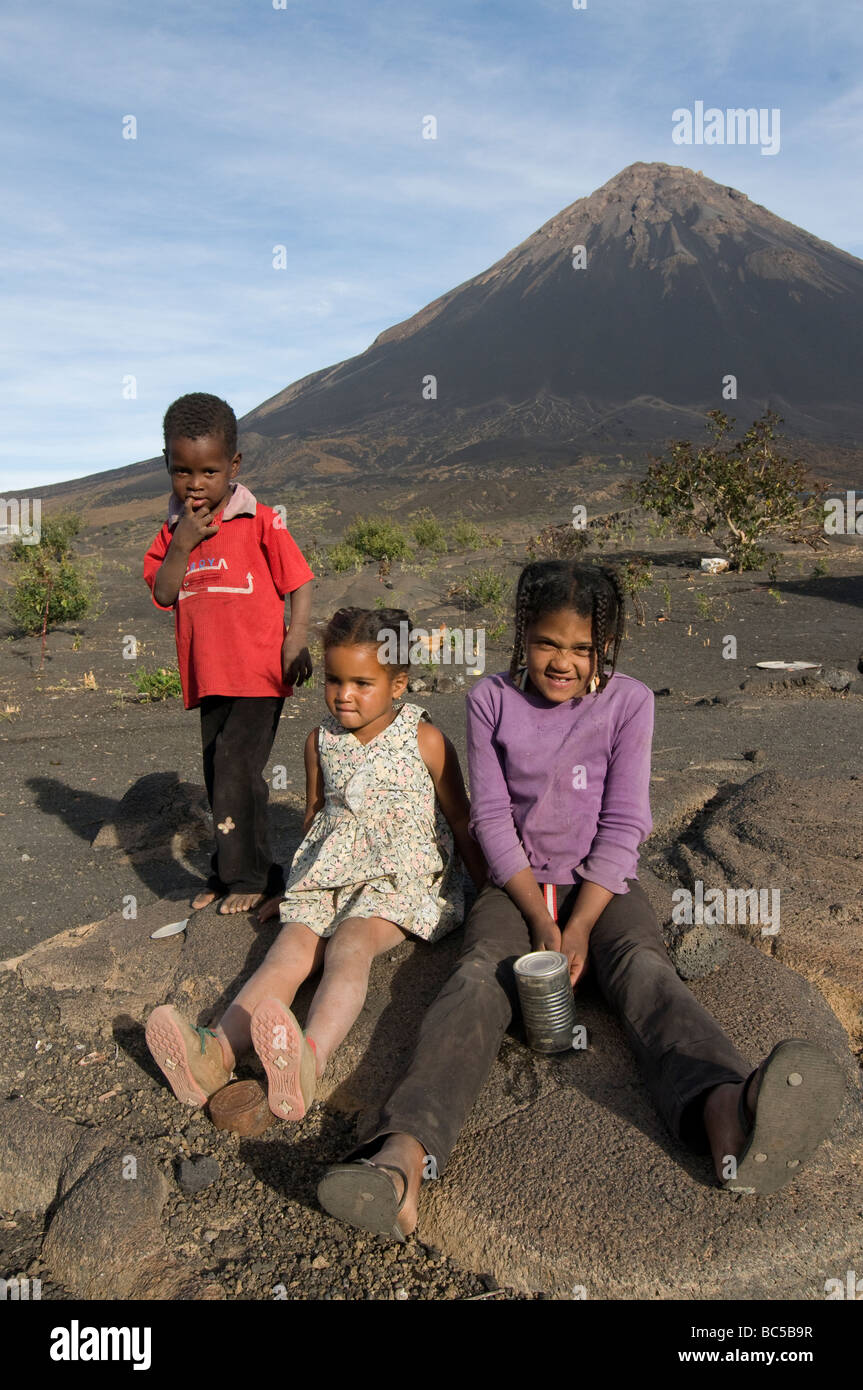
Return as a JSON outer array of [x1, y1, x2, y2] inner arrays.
[[721, 1039, 844, 1195], [317, 1159, 409, 1243], [250, 998, 317, 1121], [145, 1004, 232, 1106]]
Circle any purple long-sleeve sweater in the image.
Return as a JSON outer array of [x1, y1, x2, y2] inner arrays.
[[466, 670, 654, 896]]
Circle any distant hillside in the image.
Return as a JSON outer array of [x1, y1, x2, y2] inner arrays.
[[35, 161, 863, 515]]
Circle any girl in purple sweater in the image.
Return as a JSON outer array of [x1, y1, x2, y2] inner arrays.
[[317, 561, 843, 1240]]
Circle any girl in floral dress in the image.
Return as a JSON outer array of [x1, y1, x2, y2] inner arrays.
[[146, 607, 487, 1122]]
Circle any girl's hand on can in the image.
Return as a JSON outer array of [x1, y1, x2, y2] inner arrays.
[[561, 920, 591, 987], [529, 914, 562, 954]]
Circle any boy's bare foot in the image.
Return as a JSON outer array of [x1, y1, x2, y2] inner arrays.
[[218, 892, 265, 915], [257, 894, 284, 923], [191, 889, 221, 911]]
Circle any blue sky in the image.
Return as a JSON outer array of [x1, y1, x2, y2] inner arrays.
[[1, 0, 861, 489]]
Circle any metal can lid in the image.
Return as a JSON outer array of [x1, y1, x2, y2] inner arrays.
[[208, 1079, 273, 1136], [514, 950, 568, 976]]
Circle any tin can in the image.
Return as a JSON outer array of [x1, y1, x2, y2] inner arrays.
[[209, 1079, 274, 1136], [514, 950, 576, 1053]]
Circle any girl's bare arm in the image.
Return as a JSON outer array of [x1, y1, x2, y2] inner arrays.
[[417, 722, 487, 889], [302, 727, 325, 833]]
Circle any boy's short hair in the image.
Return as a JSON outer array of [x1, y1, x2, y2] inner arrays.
[[163, 393, 238, 460]]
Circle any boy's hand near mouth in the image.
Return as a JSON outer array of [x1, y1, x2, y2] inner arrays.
[[153, 497, 220, 608]]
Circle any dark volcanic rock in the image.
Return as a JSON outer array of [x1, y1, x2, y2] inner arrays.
[[818, 667, 854, 691], [178, 1155, 221, 1195]]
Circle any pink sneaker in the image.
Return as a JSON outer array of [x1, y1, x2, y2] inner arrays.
[[250, 998, 317, 1121], [145, 1004, 232, 1107]]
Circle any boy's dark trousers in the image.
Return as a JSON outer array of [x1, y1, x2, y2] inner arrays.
[[199, 695, 286, 898], [354, 879, 752, 1171]]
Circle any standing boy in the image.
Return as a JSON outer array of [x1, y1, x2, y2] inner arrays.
[[144, 392, 314, 914]]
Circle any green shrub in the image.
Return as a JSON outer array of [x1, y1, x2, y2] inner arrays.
[[131, 666, 183, 701], [526, 522, 590, 562], [8, 560, 93, 633], [343, 517, 412, 561], [618, 557, 653, 626], [410, 511, 448, 553], [464, 570, 507, 607], [448, 520, 482, 550], [8, 511, 80, 563], [632, 411, 827, 572], [305, 544, 329, 575], [5, 510, 98, 637], [327, 542, 365, 573]]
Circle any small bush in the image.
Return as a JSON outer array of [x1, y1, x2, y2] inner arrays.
[[327, 542, 365, 573], [463, 570, 507, 608], [448, 520, 482, 551], [131, 666, 183, 701], [8, 560, 94, 633], [526, 523, 590, 562], [305, 544, 329, 575], [5, 510, 98, 640], [8, 511, 80, 563], [618, 556, 653, 626], [632, 411, 827, 572], [343, 517, 412, 561], [410, 511, 448, 553]]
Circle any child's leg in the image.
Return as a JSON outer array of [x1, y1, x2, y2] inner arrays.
[[214, 920, 325, 1069], [317, 884, 529, 1238], [584, 878, 751, 1147], [209, 696, 285, 913], [584, 879, 844, 1190], [303, 915, 408, 1075], [194, 696, 232, 908]]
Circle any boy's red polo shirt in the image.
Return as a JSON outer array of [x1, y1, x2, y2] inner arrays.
[[143, 483, 314, 709]]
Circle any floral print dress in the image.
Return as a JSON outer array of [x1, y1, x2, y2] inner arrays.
[[279, 702, 464, 941]]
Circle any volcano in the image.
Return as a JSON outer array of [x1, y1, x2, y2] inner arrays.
[[239, 162, 863, 474], [43, 161, 863, 506]]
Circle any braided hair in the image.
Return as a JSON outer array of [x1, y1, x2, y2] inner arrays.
[[323, 607, 413, 676], [508, 562, 626, 694]]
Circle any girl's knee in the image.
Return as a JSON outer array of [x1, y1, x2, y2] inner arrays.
[[324, 920, 376, 965], [266, 920, 321, 966]]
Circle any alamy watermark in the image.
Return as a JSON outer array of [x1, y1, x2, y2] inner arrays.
[[824, 492, 863, 535], [672, 102, 780, 156], [377, 621, 485, 672], [1, 1275, 41, 1300], [672, 881, 780, 936], [0, 498, 41, 545]]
